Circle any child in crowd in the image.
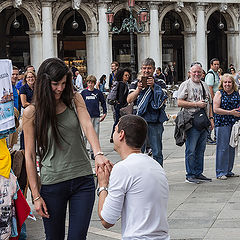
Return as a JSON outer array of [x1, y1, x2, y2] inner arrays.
[[81, 75, 107, 159]]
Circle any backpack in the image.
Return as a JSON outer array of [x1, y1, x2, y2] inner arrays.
[[107, 81, 119, 105], [205, 71, 215, 83]]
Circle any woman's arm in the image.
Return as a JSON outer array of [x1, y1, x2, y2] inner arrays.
[[73, 93, 113, 173], [213, 91, 240, 117], [20, 94, 30, 108], [23, 105, 49, 218]]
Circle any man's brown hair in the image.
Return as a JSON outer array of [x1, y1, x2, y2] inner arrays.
[[117, 115, 147, 148]]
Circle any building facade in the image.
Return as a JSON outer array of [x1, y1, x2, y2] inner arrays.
[[0, 0, 240, 83]]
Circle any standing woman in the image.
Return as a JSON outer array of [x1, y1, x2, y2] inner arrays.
[[20, 70, 36, 108], [110, 68, 131, 142], [23, 58, 111, 239], [19, 70, 36, 149], [213, 74, 240, 180]]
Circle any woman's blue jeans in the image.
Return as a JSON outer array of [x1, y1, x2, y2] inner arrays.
[[111, 104, 120, 138], [216, 125, 235, 177], [40, 175, 95, 240]]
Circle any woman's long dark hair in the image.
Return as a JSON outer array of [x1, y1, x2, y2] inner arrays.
[[115, 68, 131, 83], [34, 58, 73, 160], [99, 74, 106, 84]]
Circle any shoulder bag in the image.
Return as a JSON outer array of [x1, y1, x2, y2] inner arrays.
[[192, 82, 211, 131]]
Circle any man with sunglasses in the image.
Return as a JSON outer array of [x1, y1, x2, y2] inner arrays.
[[177, 62, 213, 184]]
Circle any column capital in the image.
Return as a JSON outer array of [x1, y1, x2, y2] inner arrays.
[[26, 31, 42, 36], [42, 0, 56, 7], [149, 2, 159, 10], [83, 31, 98, 37], [181, 31, 196, 36], [195, 2, 207, 10], [224, 30, 239, 35], [53, 30, 61, 36]]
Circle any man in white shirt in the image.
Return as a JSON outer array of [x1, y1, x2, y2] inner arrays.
[[97, 115, 170, 240], [75, 72, 84, 92]]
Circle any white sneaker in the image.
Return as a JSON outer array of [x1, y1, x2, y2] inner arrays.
[[217, 175, 227, 180]]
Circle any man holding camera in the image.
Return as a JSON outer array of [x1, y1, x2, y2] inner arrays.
[[177, 62, 214, 184], [127, 58, 168, 166]]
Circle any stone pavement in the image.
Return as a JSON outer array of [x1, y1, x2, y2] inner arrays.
[[21, 105, 240, 240]]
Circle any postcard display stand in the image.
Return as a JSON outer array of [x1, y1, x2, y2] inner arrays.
[[0, 59, 15, 139]]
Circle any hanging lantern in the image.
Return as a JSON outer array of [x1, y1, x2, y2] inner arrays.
[[128, 0, 135, 7], [218, 12, 224, 30], [105, 8, 114, 24], [174, 21, 180, 29], [72, 20, 79, 29], [13, 19, 20, 29], [218, 22, 224, 30], [139, 8, 148, 23]]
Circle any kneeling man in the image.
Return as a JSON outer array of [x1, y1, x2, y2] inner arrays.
[[97, 115, 170, 240]]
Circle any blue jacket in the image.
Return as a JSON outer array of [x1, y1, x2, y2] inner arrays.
[[137, 84, 168, 123]]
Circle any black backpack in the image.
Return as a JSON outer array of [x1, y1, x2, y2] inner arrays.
[[107, 81, 119, 105]]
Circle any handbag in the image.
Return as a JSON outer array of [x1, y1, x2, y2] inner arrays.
[[120, 102, 134, 116], [192, 82, 211, 131]]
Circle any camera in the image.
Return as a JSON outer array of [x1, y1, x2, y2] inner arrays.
[[140, 76, 148, 88]]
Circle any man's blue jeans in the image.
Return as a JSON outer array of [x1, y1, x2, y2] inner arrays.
[[147, 122, 164, 166], [216, 125, 235, 177], [185, 126, 208, 178], [40, 175, 95, 240]]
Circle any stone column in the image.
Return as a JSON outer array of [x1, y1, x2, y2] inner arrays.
[[226, 30, 238, 68], [149, 3, 160, 68], [42, 1, 55, 60], [26, 31, 43, 71], [84, 32, 98, 76], [53, 30, 60, 58], [159, 31, 165, 69], [196, 3, 207, 71], [97, 2, 111, 86], [137, 32, 149, 71], [182, 31, 196, 79]]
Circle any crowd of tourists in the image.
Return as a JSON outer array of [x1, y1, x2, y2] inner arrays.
[[1, 55, 240, 240]]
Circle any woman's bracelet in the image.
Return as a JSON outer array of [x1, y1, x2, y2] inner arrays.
[[94, 151, 104, 158], [33, 196, 41, 202]]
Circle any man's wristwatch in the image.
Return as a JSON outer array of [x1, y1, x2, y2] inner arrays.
[[97, 187, 108, 196]]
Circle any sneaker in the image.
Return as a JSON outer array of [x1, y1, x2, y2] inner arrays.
[[185, 177, 200, 184], [196, 174, 212, 182], [206, 139, 216, 145], [146, 148, 152, 156], [217, 175, 227, 180], [226, 173, 240, 177]]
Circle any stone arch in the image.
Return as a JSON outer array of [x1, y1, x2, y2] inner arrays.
[[52, 2, 97, 32], [112, 2, 141, 15], [0, 0, 41, 31], [206, 6, 237, 31], [159, 4, 195, 32]]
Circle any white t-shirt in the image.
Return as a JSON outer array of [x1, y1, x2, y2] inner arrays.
[[178, 79, 211, 116], [101, 153, 170, 240], [75, 74, 83, 91]]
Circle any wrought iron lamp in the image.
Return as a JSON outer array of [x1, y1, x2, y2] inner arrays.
[[13, 10, 20, 29], [106, 1, 149, 79], [72, 10, 79, 29], [218, 12, 224, 30]]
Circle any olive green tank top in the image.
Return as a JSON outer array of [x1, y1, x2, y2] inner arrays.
[[40, 107, 92, 185]]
